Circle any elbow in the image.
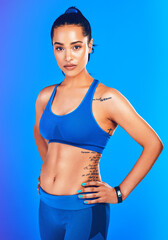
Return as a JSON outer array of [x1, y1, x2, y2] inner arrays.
[[152, 139, 164, 155], [155, 137, 164, 151], [156, 140, 164, 160], [160, 140, 164, 149], [159, 141, 164, 152], [143, 138, 164, 153]]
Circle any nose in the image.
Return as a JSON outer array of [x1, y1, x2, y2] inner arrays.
[[65, 49, 73, 61]]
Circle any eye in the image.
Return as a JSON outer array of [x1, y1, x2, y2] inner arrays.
[[73, 45, 81, 50], [55, 47, 63, 51], [55, 45, 81, 51]]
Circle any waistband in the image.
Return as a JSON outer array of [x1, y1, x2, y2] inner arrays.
[[39, 184, 105, 210]]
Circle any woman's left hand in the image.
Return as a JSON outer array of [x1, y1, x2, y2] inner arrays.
[[37, 176, 40, 195], [77, 181, 120, 204]]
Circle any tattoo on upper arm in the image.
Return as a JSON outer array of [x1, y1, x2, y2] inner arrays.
[[107, 128, 113, 134], [93, 97, 112, 101]]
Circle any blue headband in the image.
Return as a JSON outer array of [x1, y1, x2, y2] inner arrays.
[[66, 8, 78, 14]]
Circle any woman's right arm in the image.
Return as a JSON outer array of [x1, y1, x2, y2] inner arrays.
[[34, 89, 48, 163]]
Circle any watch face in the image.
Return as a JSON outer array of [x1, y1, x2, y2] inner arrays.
[[118, 191, 121, 197]]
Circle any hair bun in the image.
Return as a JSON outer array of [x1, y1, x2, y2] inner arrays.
[[65, 7, 78, 14]]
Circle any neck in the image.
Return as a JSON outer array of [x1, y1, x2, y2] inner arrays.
[[62, 69, 94, 87]]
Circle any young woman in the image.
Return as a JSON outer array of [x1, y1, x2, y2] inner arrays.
[[34, 6, 163, 240]]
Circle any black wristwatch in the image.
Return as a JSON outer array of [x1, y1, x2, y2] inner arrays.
[[114, 186, 123, 203]]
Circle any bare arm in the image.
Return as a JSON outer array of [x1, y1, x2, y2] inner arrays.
[[34, 89, 48, 163], [106, 88, 164, 201]]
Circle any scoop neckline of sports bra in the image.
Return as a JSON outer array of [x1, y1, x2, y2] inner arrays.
[[50, 78, 97, 117]]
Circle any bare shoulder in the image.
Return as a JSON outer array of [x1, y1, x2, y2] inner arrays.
[[34, 84, 57, 130], [35, 84, 57, 111], [97, 81, 126, 107], [97, 81, 133, 122], [97, 81, 125, 100]]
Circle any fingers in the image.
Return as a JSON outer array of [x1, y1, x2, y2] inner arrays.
[[37, 185, 40, 195], [37, 177, 40, 195]]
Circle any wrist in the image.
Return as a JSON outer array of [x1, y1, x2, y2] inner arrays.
[[118, 184, 128, 201], [114, 186, 123, 203]]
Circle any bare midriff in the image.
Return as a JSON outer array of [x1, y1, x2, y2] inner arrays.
[[40, 142, 102, 196]]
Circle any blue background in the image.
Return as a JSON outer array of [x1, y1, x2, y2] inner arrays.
[[0, 0, 167, 239]]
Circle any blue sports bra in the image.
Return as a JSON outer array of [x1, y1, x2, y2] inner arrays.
[[39, 79, 111, 154]]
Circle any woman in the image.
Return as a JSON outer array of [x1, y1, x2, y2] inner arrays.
[[34, 6, 163, 240]]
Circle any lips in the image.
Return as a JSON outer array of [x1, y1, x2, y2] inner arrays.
[[64, 64, 76, 67], [64, 65, 77, 71]]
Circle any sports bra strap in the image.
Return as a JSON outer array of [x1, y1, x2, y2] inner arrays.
[[81, 79, 99, 105]]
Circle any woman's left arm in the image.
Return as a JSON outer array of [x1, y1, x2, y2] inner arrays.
[[106, 88, 164, 201]]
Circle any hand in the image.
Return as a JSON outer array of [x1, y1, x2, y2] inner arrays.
[[37, 176, 40, 195], [77, 181, 119, 204]]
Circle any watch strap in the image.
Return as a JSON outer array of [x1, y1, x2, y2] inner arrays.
[[114, 186, 123, 203]]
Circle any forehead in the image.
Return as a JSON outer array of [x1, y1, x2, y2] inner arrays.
[[53, 25, 87, 43]]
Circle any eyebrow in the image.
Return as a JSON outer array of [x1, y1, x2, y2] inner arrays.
[[53, 41, 83, 46]]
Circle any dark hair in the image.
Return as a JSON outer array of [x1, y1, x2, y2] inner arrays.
[[50, 6, 97, 76]]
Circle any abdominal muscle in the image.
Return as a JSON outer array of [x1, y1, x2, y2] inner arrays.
[[40, 142, 102, 195]]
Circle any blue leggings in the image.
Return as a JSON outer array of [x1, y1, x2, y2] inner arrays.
[[39, 184, 110, 240]]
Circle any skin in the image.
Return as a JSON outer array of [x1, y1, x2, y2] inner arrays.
[[34, 24, 163, 205]]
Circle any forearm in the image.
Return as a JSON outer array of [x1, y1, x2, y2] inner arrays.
[[119, 141, 163, 201], [34, 128, 48, 162]]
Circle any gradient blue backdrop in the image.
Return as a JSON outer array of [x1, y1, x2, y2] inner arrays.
[[0, 0, 167, 239]]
